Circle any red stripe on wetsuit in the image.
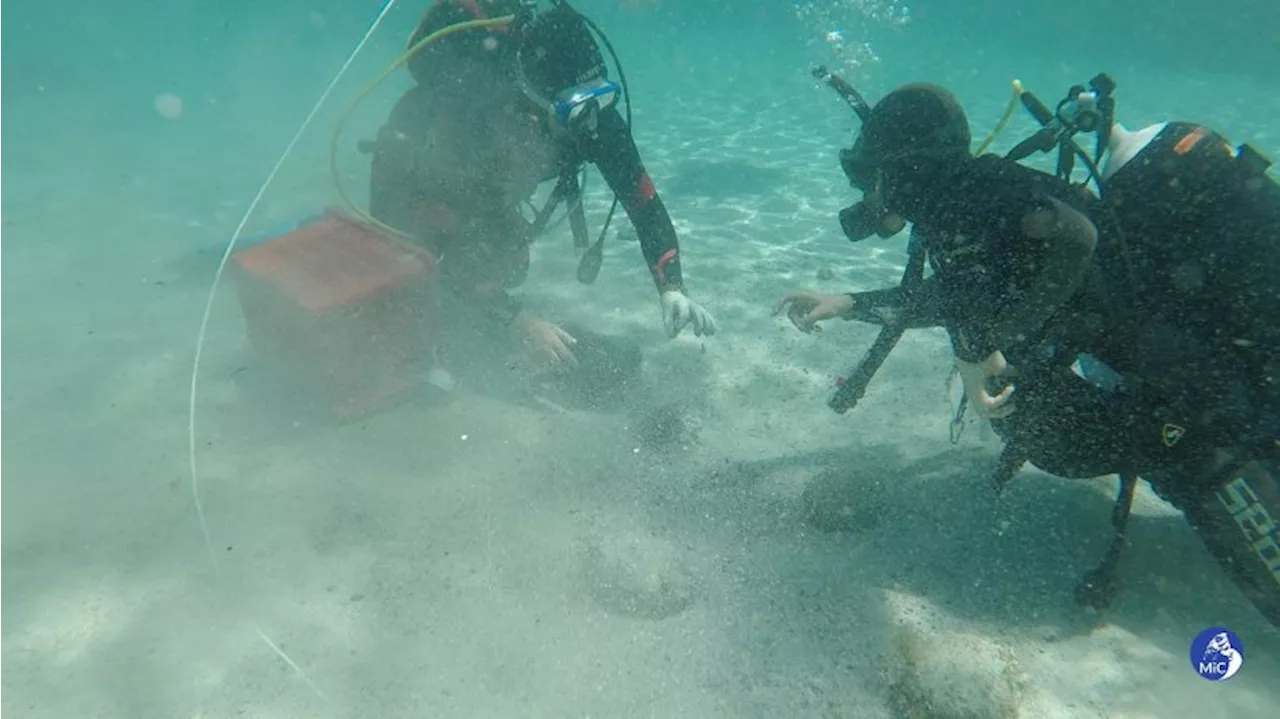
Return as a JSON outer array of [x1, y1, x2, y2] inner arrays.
[[652, 248, 677, 286], [634, 172, 657, 206], [629, 172, 678, 287]]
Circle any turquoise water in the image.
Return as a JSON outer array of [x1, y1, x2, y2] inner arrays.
[[4, 1, 1279, 716]]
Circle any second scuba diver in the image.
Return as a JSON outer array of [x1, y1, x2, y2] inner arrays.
[[776, 75, 1280, 626]]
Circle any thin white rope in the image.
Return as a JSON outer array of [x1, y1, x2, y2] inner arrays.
[[185, 0, 402, 703]]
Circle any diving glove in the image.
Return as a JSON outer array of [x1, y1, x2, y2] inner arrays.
[[660, 290, 717, 339]]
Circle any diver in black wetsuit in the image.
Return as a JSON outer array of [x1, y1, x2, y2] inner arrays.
[[369, 0, 715, 368], [776, 82, 1280, 626]]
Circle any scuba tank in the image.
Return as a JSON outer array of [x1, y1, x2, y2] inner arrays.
[[1102, 119, 1278, 248], [1099, 122, 1166, 182], [1097, 117, 1279, 335]]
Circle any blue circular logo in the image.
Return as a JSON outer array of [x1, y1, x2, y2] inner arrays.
[[1189, 627, 1245, 681]]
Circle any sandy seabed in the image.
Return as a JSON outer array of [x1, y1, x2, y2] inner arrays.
[[4, 66, 1280, 718]]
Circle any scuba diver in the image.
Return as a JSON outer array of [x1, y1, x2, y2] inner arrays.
[[775, 72, 1280, 626], [367, 0, 716, 369]]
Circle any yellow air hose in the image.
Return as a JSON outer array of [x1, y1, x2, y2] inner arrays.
[[975, 79, 1024, 156]]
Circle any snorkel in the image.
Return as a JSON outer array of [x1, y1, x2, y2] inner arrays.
[[820, 68, 980, 243], [814, 66, 893, 242]]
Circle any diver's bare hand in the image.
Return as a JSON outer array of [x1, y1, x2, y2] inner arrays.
[[773, 291, 853, 333], [514, 311, 579, 368], [956, 350, 1015, 419]]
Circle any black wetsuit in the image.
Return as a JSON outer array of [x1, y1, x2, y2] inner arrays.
[[369, 82, 684, 326], [847, 143, 1280, 624], [903, 155, 1107, 362]]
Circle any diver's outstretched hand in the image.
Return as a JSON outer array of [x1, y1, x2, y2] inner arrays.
[[773, 290, 852, 333], [513, 311, 579, 369], [660, 290, 717, 338]]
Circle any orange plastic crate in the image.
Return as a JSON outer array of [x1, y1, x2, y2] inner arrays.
[[231, 208, 439, 420]]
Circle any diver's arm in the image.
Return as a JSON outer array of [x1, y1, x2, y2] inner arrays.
[[953, 197, 1097, 361], [370, 146, 521, 324], [841, 278, 948, 329], [588, 107, 685, 291], [370, 185, 524, 326], [472, 290, 524, 327], [423, 219, 526, 326]]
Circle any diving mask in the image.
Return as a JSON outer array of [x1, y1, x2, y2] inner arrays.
[[512, 0, 620, 135], [515, 52, 620, 134], [837, 145, 904, 241], [840, 141, 875, 192], [548, 77, 620, 130], [839, 198, 905, 242]]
